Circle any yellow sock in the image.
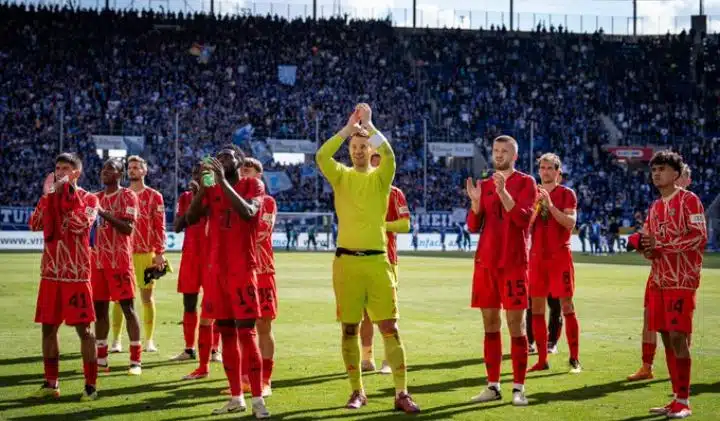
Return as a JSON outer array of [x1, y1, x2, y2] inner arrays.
[[341, 333, 363, 392], [362, 345, 374, 362], [143, 301, 156, 342], [382, 331, 407, 394], [111, 302, 125, 341]]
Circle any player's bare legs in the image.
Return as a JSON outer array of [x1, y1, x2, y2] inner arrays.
[[360, 310, 376, 372], [119, 298, 143, 374], [341, 323, 367, 409], [256, 317, 275, 394], [140, 287, 157, 351], [528, 297, 549, 372], [110, 303, 124, 352], [173, 293, 199, 361], [628, 307, 656, 381], [377, 319, 419, 413], [560, 297, 581, 373]]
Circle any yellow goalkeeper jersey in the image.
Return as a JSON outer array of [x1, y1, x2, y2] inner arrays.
[[316, 133, 396, 251]]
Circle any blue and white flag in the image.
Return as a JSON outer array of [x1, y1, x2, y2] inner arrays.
[[278, 65, 297, 86], [263, 171, 294, 194], [251, 141, 274, 165]]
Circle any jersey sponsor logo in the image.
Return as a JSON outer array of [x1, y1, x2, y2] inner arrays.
[[689, 214, 705, 224], [126, 207, 137, 217]]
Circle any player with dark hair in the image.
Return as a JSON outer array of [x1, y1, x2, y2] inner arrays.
[[636, 151, 706, 418], [527, 153, 581, 373], [92, 159, 144, 375], [173, 162, 222, 369], [361, 152, 411, 375], [465, 135, 537, 406], [29, 153, 100, 401], [241, 157, 277, 396], [110, 155, 166, 353], [185, 145, 270, 418]]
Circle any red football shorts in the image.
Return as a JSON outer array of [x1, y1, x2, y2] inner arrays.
[[92, 267, 136, 302], [471, 265, 529, 310], [202, 268, 260, 321], [257, 273, 278, 320], [35, 279, 96, 325], [177, 254, 206, 294], [529, 251, 575, 298], [647, 288, 696, 334]]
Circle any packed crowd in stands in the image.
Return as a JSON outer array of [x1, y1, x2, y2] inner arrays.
[[1, 3, 718, 231]]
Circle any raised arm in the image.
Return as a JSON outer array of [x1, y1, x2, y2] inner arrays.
[[64, 188, 99, 234], [98, 191, 136, 236], [497, 174, 537, 229], [542, 187, 577, 231], [465, 178, 484, 233], [207, 158, 262, 221], [653, 194, 707, 254]]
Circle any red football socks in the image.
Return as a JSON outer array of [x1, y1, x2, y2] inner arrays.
[[484, 332, 502, 383], [83, 360, 98, 387], [198, 324, 212, 371], [532, 314, 548, 364], [219, 326, 241, 396], [665, 346, 678, 395], [212, 323, 221, 352], [238, 327, 263, 397], [511, 336, 528, 385], [262, 358, 274, 385], [565, 312, 580, 360], [183, 312, 199, 350], [642, 341, 657, 366], [44, 358, 59, 387], [129, 342, 142, 365], [675, 357, 691, 400]]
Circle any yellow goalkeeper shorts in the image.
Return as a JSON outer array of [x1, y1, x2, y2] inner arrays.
[[333, 253, 398, 324], [133, 252, 156, 290]]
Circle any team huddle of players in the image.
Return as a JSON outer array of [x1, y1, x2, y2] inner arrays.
[[27, 103, 706, 419]]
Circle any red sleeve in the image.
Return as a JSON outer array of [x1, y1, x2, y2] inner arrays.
[[241, 177, 265, 201], [466, 207, 483, 233], [395, 188, 410, 219], [121, 190, 139, 222], [177, 192, 190, 218], [29, 195, 49, 232], [152, 191, 166, 254], [564, 187, 578, 211], [66, 190, 99, 234], [508, 175, 537, 228], [655, 193, 707, 254]]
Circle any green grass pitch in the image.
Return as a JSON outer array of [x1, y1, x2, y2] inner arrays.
[[0, 252, 719, 420]]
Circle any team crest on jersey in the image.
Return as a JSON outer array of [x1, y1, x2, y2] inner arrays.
[[85, 206, 98, 218], [669, 209, 676, 217]]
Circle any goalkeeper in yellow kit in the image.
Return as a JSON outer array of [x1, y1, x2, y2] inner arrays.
[[316, 103, 420, 413]]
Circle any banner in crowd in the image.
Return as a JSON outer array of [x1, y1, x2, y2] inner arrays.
[[0, 231, 629, 252], [278, 65, 298, 86], [91, 135, 146, 155], [428, 142, 475, 158], [263, 171, 294, 194], [0, 206, 34, 229], [251, 141, 274, 164], [266, 138, 317, 154], [605, 146, 654, 161]]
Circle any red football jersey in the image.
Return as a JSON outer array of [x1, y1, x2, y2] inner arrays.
[[203, 177, 264, 274], [530, 185, 577, 259], [646, 189, 707, 291], [95, 188, 139, 270], [256, 195, 277, 275], [386, 186, 410, 265], [29, 185, 99, 282], [467, 171, 537, 269], [177, 190, 208, 255], [131, 187, 166, 254]]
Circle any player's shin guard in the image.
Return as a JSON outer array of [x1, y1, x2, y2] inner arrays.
[[219, 326, 242, 396], [83, 361, 98, 387], [565, 312, 580, 360], [183, 312, 199, 350], [484, 332, 502, 384], [143, 301, 156, 342], [532, 315, 548, 364], [665, 346, 678, 395], [238, 328, 262, 397], [381, 331, 408, 395], [129, 341, 142, 365], [675, 357, 691, 401], [111, 303, 124, 343], [198, 324, 212, 372], [341, 331, 363, 392], [262, 359, 274, 385], [511, 336, 529, 386], [642, 342, 656, 366], [44, 358, 59, 388]]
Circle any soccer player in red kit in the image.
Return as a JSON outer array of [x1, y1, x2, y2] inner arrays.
[[465, 135, 537, 406], [360, 152, 411, 375], [92, 159, 144, 375], [628, 163, 692, 382], [29, 153, 100, 401], [527, 153, 581, 373], [185, 145, 270, 418], [173, 163, 222, 369], [110, 155, 166, 353], [638, 153, 706, 419], [241, 157, 278, 397]]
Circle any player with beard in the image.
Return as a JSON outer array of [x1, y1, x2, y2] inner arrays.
[[110, 156, 166, 353], [465, 135, 537, 406], [185, 145, 270, 418]]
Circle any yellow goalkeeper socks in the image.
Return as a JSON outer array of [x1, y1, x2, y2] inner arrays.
[[111, 303, 125, 342], [143, 301, 156, 342], [341, 332, 363, 392], [382, 331, 408, 394]]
